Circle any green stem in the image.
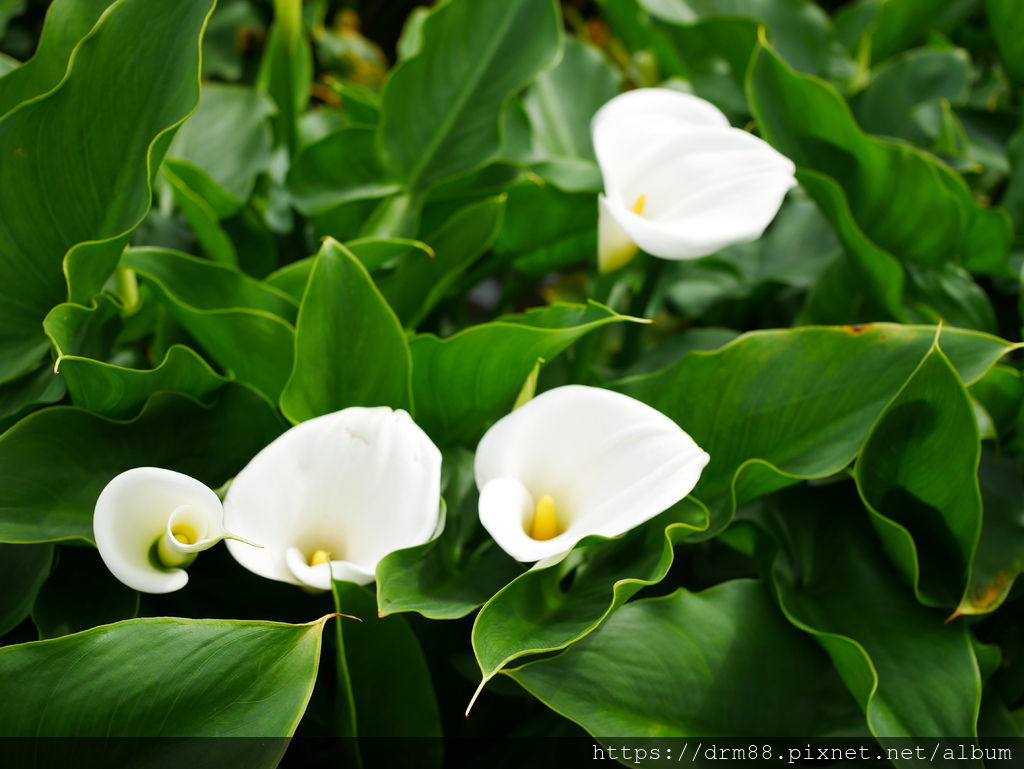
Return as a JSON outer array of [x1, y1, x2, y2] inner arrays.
[[331, 588, 363, 767]]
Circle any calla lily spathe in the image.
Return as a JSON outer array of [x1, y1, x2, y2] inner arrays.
[[224, 407, 442, 591], [94, 467, 238, 593], [593, 88, 797, 272], [475, 385, 709, 563]]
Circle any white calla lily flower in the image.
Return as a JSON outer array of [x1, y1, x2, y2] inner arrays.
[[475, 385, 709, 563], [593, 88, 797, 271], [224, 407, 442, 591], [94, 467, 240, 594]]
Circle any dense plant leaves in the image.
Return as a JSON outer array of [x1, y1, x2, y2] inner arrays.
[[509, 579, 861, 737], [855, 338, 982, 607], [987, 0, 1024, 84], [0, 543, 52, 635], [44, 297, 228, 419], [411, 302, 641, 446], [280, 239, 412, 423], [123, 248, 296, 401], [758, 485, 981, 740], [521, 38, 620, 162], [0, 615, 328, 737], [31, 544, 138, 639], [836, 0, 963, 66], [332, 582, 441, 738], [378, 197, 505, 327], [377, 449, 522, 620], [162, 163, 240, 265], [0, 385, 282, 544], [0, 0, 111, 117], [0, 0, 214, 385], [379, 0, 561, 191], [472, 499, 708, 688], [748, 38, 1010, 276], [618, 324, 1016, 535]]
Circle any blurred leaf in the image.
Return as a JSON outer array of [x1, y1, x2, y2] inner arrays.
[[201, 0, 262, 81], [123, 248, 296, 401], [837, 0, 963, 65], [985, 0, 1024, 84], [969, 365, 1023, 444], [332, 582, 441, 739], [31, 545, 138, 639], [760, 485, 981, 741], [259, 0, 312, 154], [0, 0, 214, 384], [748, 39, 1010, 276], [473, 499, 708, 684], [509, 579, 861, 737], [280, 239, 411, 423], [0, 544, 52, 636], [522, 38, 620, 162], [379, 0, 561, 190], [0, 616, 327, 737], [855, 338, 981, 606], [618, 325, 1017, 535], [0, 385, 283, 544], [411, 302, 641, 447]]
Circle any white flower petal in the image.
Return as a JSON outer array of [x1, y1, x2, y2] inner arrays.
[[592, 88, 797, 261], [475, 386, 709, 562], [224, 407, 442, 589], [598, 195, 639, 273], [93, 467, 224, 594]]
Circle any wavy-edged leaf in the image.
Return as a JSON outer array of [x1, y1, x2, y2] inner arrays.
[[509, 579, 861, 737], [280, 239, 412, 422], [0, 0, 215, 384], [123, 248, 296, 401], [0, 385, 283, 544], [379, 0, 561, 190], [0, 615, 328, 737], [411, 302, 643, 446], [617, 324, 1017, 536]]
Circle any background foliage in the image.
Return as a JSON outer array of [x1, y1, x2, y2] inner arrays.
[[1, 0, 1023, 765]]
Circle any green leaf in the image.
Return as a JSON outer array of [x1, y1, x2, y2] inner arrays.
[[280, 239, 412, 422], [162, 162, 240, 265], [258, 0, 312, 154], [44, 297, 228, 419], [331, 582, 441, 738], [0, 364, 65, 433], [509, 579, 861, 737], [0, 615, 328, 737], [378, 197, 505, 327], [123, 248, 296, 401], [0, 385, 283, 544], [759, 485, 981, 740], [31, 544, 138, 639], [747, 38, 1009, 275], [987, 0, 1024, 84], [0, 0, 215, 384], [472, 499, 708, 686], [839, 0, 969, 65], [855, 337, 981, 606], [522, 38, 620, 162], [411, 302, 642, 446], [377, 448, 522, 620], [379, 0, 561, 190], [0, 544, 52, 636], [618, 324, 1017, 535], [0, 0, 111, 118]]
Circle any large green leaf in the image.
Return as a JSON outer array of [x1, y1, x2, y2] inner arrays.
[[855, 338, 982, 607], [331, 582, 441, 739], [0, 385, 283, 544], [123, 248, 296, 401], [44, 297, 228, 419], [0, 615, 328, 738], [618, 325, 1016, 535], [0, 364, 65, 433], [748, 38, 1009, 276], [31, 544, 138, 639], [0, 543, 52, 636], [379, 0, 561, 190], [472, 499, 708, 688], [280, 239, 412, 423], [509, 579, 861, 737], [411, 302, 642, 447], [0, 0, 215, 385], [759, 485, 981, 741]]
